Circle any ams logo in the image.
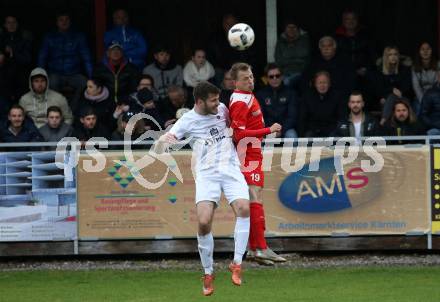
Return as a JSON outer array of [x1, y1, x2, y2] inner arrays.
[[278, 157, 379, 213]]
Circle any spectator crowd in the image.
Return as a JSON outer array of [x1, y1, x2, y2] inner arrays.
[[0, 9, 439, 146]]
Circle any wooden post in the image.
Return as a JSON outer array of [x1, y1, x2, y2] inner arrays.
[[94, 0, 107, 61], [266, 0, 277, 63]]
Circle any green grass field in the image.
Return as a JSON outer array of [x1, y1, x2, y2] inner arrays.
[[1, 267, 439, 302]]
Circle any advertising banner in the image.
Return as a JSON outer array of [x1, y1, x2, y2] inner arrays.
[[431, 147, 440, 234], [78, 146, 430, 239], [0, 152, 77, 242]]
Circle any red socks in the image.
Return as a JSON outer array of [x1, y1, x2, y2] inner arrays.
[[249, 202, 267, 250]]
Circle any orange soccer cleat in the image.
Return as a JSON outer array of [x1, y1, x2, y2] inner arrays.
[[202, 274, 215, 296], [228, 262, 242, 286]]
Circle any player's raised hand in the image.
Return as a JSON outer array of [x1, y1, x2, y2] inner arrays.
[[269, 123, 282, 134], [160, 132, 178, 144]]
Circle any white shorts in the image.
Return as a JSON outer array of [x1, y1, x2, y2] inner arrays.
[[195, 170, 249, 205]]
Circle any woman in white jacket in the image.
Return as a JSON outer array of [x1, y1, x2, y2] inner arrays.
[[183, 49, 215, 88]]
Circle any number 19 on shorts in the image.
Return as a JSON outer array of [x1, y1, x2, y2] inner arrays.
[[251, 173, 260, 182]]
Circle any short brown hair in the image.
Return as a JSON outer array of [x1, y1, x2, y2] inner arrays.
[[193, 81, 220, 102], [230, 62, 252, 81], [349, 90, 364, 102], [9, 104, 25, 115], [47, 106, 63, 117]]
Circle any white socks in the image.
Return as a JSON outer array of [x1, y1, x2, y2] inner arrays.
[[197, 233, 214, 275], [198, 217, 249, 273], [233, 217, 250, 265]]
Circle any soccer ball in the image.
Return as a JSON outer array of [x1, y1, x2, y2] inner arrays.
[[228, 23, 255, 51]]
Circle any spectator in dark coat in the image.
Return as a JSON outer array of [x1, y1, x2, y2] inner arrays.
[[77, 78, 116, 130], [366, 46, 413, 122], [104, 9, 147, 70], [158, 85, 190, 128], [93, 42, 140, 104], [334, 91, 379, 141], [73, 107, 110, 143], [219, 70, 234, 106], [111, 111, 146, 149], [380, 98, 425, 144], [301, 36, 356, 98], [299, 71, 346, 137], [420, 77, 440, 136], [275, 19, 310, 89], [0, 49, 15, 111], [142, 44, 183, 100], [0, 104, 42, 143], [38, 12, 92, 111], [0, 15, 33, 98], [335, 10, 376, 77], [128, 88, 164, 131], [256, 63, 298, 138]]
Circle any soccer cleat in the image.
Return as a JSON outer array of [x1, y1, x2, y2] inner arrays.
[[228, 262, 242, 286], [247, 250, 274, 265], [202, 274, 215, 296], [246, 250, 255, 260], [254, 257, 275, 266], [255, 248, 287, 263]]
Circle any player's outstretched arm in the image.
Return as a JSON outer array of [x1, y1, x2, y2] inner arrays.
[[232, 123, 282, 141], [153, 132, 178, 154]]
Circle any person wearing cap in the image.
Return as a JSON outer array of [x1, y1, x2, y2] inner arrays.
[[92, 42, 140, 104], [38, 11, 92, 111], [72, 106, 110, 144], [110, 111, 146, 147], [142, 44, 183, 100], [104, 8, 147, 71]]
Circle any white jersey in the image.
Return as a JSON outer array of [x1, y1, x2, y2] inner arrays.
[[169, 103, 241, 177]]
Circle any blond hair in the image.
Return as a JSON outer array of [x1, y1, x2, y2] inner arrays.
[[230, 62, 251, 81], [382, 46, 400, 75]]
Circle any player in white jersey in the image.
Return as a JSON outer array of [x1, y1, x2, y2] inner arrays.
[[159, 81, 250, 296]]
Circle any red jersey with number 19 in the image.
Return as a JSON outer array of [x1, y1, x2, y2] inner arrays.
[[229, 90, 271, 186]]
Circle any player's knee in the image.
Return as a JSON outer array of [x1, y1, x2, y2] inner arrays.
[[198, 218, 212, 233], [235, 201, 250, 218]]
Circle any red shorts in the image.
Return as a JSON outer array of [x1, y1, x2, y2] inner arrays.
[[241, 157, 264, 187]]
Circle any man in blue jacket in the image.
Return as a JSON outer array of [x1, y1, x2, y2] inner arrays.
[[255, 63, 299, 138], [38, 11, 92, 111], [104, 9, 147, 70], [0, 104, 43, 143]]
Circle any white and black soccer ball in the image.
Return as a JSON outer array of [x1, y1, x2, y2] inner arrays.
[[228, 23, 255, 51]]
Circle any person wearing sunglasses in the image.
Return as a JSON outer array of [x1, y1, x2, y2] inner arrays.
[[255, 63, 298, 138]]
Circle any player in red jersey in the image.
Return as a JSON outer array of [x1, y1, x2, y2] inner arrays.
[[228, 62, 287, 265]]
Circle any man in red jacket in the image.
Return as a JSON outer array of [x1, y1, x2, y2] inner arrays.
[[228, 62, 286, 265]]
